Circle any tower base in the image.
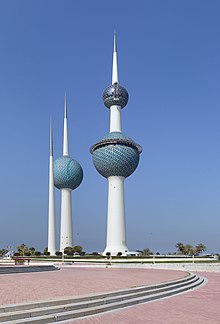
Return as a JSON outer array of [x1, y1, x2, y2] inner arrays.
[[103, 176, 129, 257], [60, 188, 73, 252], [103, 247, 129, 257]]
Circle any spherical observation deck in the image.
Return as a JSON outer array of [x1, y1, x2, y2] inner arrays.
[[90, 132, 142, 179], [53, 156, 83, 190], [103, 83, 128, 109]]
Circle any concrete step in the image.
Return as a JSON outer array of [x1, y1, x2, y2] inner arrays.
[[0, 275, 202, 322], [0, 272, 196, 314], [0, 266, 58, 275], [0, 273, 205, 323]]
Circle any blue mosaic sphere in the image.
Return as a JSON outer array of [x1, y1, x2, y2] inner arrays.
[[103, 83, 128, 109], [53, 156, 83, 190], [90, 132, 142, 178]]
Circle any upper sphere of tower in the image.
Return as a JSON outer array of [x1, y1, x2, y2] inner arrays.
[[53, 156, 83, 190], [90, 132, 142, 179], [103, 83, 128, 109]]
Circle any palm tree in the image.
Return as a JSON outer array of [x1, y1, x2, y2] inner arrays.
[[184, 244, 196, 256], [195, 243, 206, 255], [16, 244, 29, 256], [175, 243, 185, 254], [29, 247, 36, 256], [142, 248, 151, 256]]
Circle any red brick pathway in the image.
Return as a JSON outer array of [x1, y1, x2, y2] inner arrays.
[[0, 267, 186, 305], [1, 267, 218, 323], [64, 272, 220, 324]]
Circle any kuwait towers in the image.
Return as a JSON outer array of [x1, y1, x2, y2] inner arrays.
[[90, 33, 142, 256], [48, 96, 83, 254]]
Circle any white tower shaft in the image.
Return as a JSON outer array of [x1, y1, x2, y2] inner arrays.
[[104, 176, 128, 255], [60, 188, 73, 251], [63, 94, 69, 156], [110, 105, 122, 132], [60, 94, 73, 252], [48, 116, 56, 255]]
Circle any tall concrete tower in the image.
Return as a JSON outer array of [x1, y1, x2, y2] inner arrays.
[[90, 33, 142, 256], [47, 115, 56, 256], [53, 96, 83, 252]]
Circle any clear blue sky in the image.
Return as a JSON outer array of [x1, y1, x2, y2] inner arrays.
[[0, 0, 219, 254]]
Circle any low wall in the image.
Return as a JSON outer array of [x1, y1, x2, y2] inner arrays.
[[108, 262, 220, 272], [58, 260, 220, 273]]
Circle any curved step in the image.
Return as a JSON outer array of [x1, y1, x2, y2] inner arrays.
[[0, 273, 205, 323], [0, 266, 58, 275]]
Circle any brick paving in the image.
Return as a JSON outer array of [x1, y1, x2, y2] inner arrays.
[[0, 267, 186, 305], [64, 272, 220, 324], [0, 266, 219, 323]]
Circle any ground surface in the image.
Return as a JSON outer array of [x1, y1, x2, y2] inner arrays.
[[0, 266, 219, 323], [64, 272, 220, 324], [65, 273, 220, 324], [0, 267, 186, 305]]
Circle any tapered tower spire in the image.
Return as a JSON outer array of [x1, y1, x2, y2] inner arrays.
[[48, 114, 56, 255], [112, 31, 118, 85], [63, 93, 69, 156], [107, 31, 126, 132], [50, 115, 53, 157]]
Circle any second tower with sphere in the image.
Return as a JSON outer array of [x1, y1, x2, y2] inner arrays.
[[90, 34, 142, 256], [53, 96, 83, 252]]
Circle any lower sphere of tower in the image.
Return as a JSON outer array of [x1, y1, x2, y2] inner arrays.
[[53, 156, 83, 190], [90, 132, 141, 179]]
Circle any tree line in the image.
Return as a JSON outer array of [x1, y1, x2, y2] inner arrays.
[[0, 242, 207, 257], [44, 246, 84, 256], [175, 242, 206, 256], [0, 244, 84, 257]]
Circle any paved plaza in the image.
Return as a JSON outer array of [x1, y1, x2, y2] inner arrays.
[[64, 271, 220, 324], [0, 265, 219, 323]]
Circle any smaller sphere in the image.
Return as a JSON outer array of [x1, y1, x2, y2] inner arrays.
[[53, 156, 83, 190], [103, 83, 128, 109]]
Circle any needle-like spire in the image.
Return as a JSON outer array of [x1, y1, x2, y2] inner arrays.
[[50, 114, 53, 157], [112, 31, 119, 84], [114, 30, 117, 52], [48, 113, 56, 255], [63, 93, 69, 156], [64, 92, 67, 118]]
